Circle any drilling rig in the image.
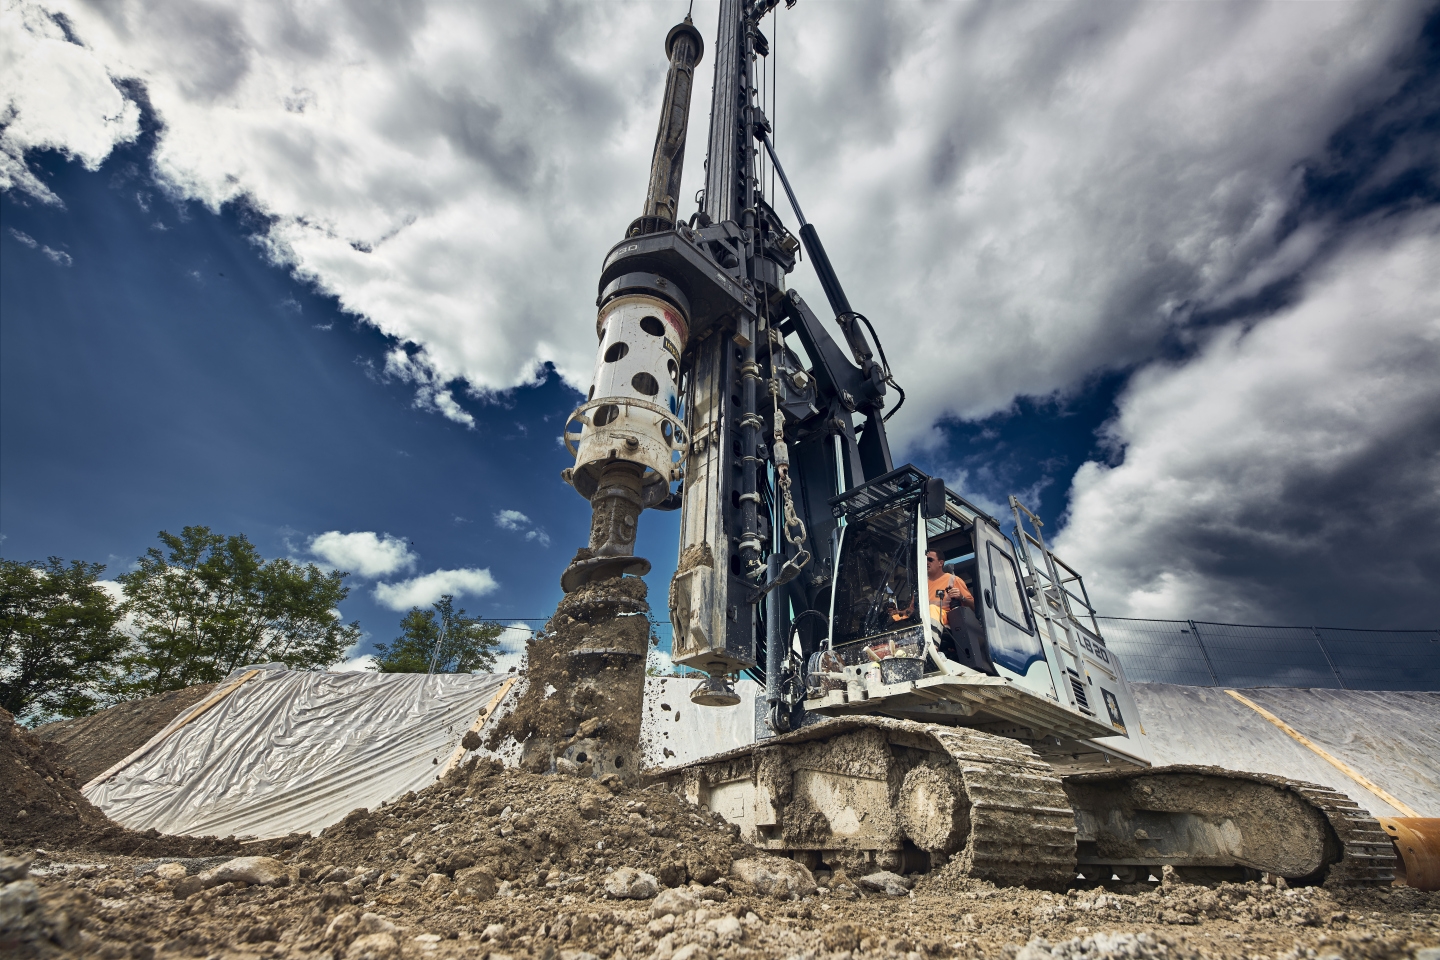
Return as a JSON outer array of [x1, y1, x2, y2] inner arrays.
[[559, 1, 1397, 887]]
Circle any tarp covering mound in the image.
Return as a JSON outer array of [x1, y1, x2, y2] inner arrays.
[[84, 667, 513, 840], [1132, 683, 1440, 818]]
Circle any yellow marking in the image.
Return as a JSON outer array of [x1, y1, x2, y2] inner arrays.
[[83, 669, 261, 791], [440, 676, 518, 777], [1225, 689, 1420, 818]]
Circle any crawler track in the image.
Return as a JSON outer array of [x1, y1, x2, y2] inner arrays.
[[1067, 764, 1397, 886], [673, 719, 1394, 888], [927, 727, 1077, 887]]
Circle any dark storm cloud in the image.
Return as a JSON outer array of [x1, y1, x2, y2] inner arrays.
[[6, 0, 1438, 626]]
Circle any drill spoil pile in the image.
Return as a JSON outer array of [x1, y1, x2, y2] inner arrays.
[[0, 707, 250, 858], [3, 581, 1438, 959], [3, 748, 1438, 960], [32, 684, 218, 787], [487, 573, 651, 781]]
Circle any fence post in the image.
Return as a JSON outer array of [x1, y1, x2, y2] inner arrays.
[[1311, 627, 1347, 689], [1188, 620, 1220, 686]]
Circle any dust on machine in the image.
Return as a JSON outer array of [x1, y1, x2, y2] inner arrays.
[[556, 0, 1400, 890]]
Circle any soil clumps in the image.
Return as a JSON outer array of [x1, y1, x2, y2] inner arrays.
[[486, 574, 651, 781], [4, 702, 1438, 958], [32, 683, 216, 786], [6, 768, 1438, 960], [1, 707, 257, 860]]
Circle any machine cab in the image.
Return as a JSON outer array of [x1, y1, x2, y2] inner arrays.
[[806, 466, 1151, 770]]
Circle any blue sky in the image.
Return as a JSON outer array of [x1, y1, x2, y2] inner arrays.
[[1, 144, 681, 661], [3, 1, 1438, 666]]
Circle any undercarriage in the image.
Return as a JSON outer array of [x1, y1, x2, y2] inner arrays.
[[665, 718, 1397, 888]]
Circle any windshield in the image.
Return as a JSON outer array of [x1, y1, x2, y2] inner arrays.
[[830, 501, 922, 651]]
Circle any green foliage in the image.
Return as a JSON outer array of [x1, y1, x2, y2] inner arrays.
[[0, 557, 128, 725], [114, 526, 360, 696], [372, 596, 504, 674]]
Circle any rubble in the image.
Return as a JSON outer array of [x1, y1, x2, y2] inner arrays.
[[0, 707, 248, 860], [3, 611, 1437, 958], [2, 755, 1438, 957]]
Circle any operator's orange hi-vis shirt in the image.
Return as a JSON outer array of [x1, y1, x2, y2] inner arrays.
[[928, 573, 973, 627]]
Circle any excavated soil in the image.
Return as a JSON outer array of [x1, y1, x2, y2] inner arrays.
[[33, 684, 216, 785], [486, 574, 651, 781], [1, 707, 263, 860], [5, 757, 1437, 960], [5, 708, 1437, 959], [4, 584, 1437, 958]]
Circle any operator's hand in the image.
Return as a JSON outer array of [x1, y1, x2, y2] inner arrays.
[[945, 584, 974, 609]]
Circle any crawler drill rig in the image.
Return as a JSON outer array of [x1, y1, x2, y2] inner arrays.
[[560, 2, 1396, 887]]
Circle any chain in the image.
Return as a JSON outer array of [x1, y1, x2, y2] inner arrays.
[[768, 327, 810, 570]]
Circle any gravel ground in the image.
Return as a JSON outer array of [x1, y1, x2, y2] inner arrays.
[[4, 755, 1437, 960]]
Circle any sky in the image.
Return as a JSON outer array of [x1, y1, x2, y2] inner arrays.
[[2, 0, 1437, 672]]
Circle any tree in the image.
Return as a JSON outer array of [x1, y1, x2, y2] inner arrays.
[[114, 526, 360, 696], [372, 595, 504, 674], [0, 557, 127, 724]]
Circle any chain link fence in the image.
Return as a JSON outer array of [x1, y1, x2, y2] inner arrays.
[[1097, 618, 1440, 691]]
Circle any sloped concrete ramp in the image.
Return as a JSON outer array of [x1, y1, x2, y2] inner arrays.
[[1132, 683, 1439, 818]]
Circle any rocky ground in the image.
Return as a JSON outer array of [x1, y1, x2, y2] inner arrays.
[[3, 749, 1438, 960], [4, 590, 1438, 960]]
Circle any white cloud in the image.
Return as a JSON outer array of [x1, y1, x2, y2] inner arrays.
[[373, 566, 498, 611], [307, 530, 415, 578], [0, 3, 140, 204], [494, 509, 550, 548], [490, 622, 532, 674], [1055, 212, 1440, 626], [5, 2, 1435, 624], [5, 2, 1425, 437], [6, 228, 70, 265], [493, 510, 528, 532], [5, 0, 689, 412], [335, 653, 377, 672], [756, 2, 1426, 450]]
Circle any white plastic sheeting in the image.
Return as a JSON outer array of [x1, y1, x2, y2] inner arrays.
[[1133, 683, 1440, 818], [641, 677, 760, 769], [84, 668, 511, 839], [81, 664, 1436, 840]]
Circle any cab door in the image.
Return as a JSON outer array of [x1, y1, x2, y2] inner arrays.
[[973, 520, 1057, 698]]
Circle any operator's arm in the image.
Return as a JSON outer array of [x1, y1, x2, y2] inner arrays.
[[945, 576, 974, 611]]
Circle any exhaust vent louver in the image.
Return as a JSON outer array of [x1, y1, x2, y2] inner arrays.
[[1069, 673, 1090, 712]]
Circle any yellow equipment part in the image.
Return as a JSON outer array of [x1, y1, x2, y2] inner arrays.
[[1378, 817, 1440, 891]]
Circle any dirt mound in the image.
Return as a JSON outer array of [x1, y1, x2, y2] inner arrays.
[[487, 573, 651, 780], [32, 683, 215, 786], [1, 707, 256, 860], [5, 715, 1436, 958], [302, 755, 751, 892], [1, 706, 115, 849], [12, 812, 1439, 959]]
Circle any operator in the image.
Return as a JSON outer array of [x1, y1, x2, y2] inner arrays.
[[926, 549, 996, 675], [925, 549, 972, 626]]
